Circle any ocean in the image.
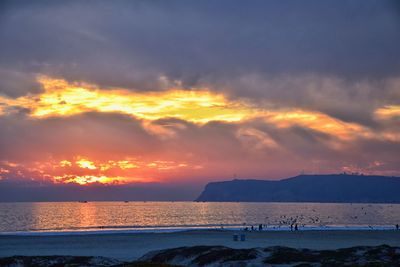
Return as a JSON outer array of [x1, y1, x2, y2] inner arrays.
[[1, 202, 399, 234]]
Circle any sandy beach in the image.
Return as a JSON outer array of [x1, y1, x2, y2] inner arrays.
[[1, 230, 400, 261]]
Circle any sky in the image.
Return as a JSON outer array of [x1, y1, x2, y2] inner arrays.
[[0, 0, 399, 201]]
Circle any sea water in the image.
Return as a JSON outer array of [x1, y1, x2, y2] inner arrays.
[[1, 202, 399, 234]]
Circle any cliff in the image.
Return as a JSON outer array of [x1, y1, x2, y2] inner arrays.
[[196, 174, 400, 203]]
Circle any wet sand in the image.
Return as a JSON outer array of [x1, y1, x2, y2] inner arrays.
[[1, 230, 400, 261]]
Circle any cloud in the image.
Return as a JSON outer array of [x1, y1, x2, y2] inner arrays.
[[2, 75, 397, 142], [0, 1, 399, 194], [0, 74, 399, 185], [1, 0, 400, 91], [1, 1, 398, 126], [0, 75, 254, 123], [374, 105, 400, 120]]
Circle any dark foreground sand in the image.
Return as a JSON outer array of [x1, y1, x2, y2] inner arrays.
[[1, 230, 400, 261]]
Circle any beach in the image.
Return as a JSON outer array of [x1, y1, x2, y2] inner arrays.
[[1, 230, 400, 261]]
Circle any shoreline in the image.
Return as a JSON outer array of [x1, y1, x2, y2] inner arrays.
[[1, 229, 400, 261], [1, 224, 398, 236]]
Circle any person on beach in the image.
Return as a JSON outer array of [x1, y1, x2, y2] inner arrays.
[[295, 224, 298, 231], [258, 224, 263, 231], [290, 224, 293, 231], [396, 224, 399, 230]]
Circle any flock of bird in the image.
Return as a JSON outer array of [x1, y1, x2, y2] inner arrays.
[[241, 205, 389, 230]]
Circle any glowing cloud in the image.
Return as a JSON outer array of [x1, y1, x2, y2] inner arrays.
[[262, 109, 373, 141], [0, 75, 253, 123], [76, 158, 97, 170], [0, 75, 395, 143], [53, 175, 141, 185], [0, 157, 199, 185], [374, 105, 400, 120]]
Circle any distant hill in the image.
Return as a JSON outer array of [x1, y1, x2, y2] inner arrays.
[[195, 174, 400, 203]]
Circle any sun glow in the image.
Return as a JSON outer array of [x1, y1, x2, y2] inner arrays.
[[53, 175, 130, 185], [0, 157, 199, 185], [76, 158, 97, 170]]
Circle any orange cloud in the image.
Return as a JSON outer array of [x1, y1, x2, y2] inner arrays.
[[374, 105, 400, 120], [0, 156, 200, 185], [261, 109, 373, 141], [53, 175, 144, 185], [76, 158, 97, 170], [0, 75, 396, 143], [0, 75, 253, 123]]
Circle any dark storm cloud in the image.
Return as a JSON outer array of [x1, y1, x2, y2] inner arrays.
[[0, 0, 399, 94], [216, 75, 400, 127]]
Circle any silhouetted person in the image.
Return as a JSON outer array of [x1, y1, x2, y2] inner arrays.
[[259, 224, 263, 231], [290, 224, 293, 231], [295, 224, 298, 231], [251, 225, 254, 231], [396, 224, 399, 230]]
